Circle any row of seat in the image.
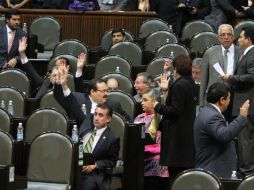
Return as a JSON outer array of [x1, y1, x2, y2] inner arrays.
[[171, 169, 254, 190]]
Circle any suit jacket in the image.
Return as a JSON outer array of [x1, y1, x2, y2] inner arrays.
[[204, 0, 236, 30], [200, 44, 240, 107], [154, 75, 197, 167], [53, 84, 131, 124], [194, 103, 247, 178], [230, 47, 254, 116], [79, 114, 120, 190], [0, 25, 27, 69]]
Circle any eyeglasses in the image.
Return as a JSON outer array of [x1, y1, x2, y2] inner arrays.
[[96, 89, 108, 93], [219, 33, 233, 37]]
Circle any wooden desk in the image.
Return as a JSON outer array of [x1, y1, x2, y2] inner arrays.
[[0, 9, 157, 48]]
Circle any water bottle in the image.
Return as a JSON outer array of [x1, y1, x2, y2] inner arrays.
[[169, 25, 173, 33], [231, 170, 237, 180], [7, 100, 14, 116], [0, 100, 5, 110], [115, 66, 121, 73], [78, 141, 84, 166], [166, 38, 170, 43], [17, 123, 24, 141], [72, 125, 79, 143], [81, 104, 87, 115], [169, 51, 175, 60], [22, 22, 27, 33]]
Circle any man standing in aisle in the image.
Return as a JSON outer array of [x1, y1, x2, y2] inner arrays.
[[221, 27, 254, 176]]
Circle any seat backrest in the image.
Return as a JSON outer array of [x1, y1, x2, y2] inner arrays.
[[0, 87, 25, 117], [190, 32, 219, 56], [234, 20, 254, 40], [172, 169, 222, 190], [48, 54, 78, 74], [146, 57, 167, 77], [237, 174, 254, 190], [108, 41, 142, 66], [101, 29, 134, 51], [108, 90, 136, 120], [30, 16, 60, 51], [109, 113, 126, 161], [0, 108, 11, 133], [181, 20, 214, 41], [101, 73, 134, 94], [155, 43, 189, 58], [0, 68, 30, 96], [27, 132, 73, 184], [95, 55, 132, 78], [40, 91, 67, 116], [0, 130, 14, 165], [138, 18, 169, 39], [144, 30, 178, 53], [25, 108, 68, 141], [53, 39, 89, 57]]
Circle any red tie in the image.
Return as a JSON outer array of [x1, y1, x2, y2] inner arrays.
[[8, 31, 15, 53]]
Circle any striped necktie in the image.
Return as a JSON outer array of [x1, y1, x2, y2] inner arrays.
[[84, 129, 97, 153], [8, 31, 15, 53]]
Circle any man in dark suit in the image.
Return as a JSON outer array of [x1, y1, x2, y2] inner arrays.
[[79, 103, 120, 190], [18, 36, 87, 98], [222, 27, 254, 176], [53, 66, 131, 124], [194, 82, 249, 178], [0, 9, 26, 69]]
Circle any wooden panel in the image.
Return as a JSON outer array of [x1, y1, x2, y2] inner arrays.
[[0, 9, 157, 48]]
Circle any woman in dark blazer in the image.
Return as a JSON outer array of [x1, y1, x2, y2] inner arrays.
[[154, 55, 197, 180]]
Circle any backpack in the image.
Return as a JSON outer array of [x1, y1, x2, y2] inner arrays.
[[69, 0, 100, 11]]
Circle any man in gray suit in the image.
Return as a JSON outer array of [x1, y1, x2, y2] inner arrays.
[[194, 82, 249, 178], [222, 27, 254, 176], [200, 24, 240, 108]]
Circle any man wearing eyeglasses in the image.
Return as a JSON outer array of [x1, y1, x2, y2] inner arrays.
[[200, 24, 240, 120], [53, 66, 131, 125]]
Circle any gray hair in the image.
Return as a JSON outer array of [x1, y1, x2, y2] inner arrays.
[[192, 58, 203, 69], [218, 24, 234, 36], [136, 72, 155, 88], [143, 88, 160, 102]]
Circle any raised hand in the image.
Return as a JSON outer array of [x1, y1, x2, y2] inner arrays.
[[240, 100, 250, 118], [157, 73, 170, 91], [77, 53, 87, 73], [18, 37, 27, 54]]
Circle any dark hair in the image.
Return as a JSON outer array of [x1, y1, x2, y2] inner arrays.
[[242, 27, 254, 44], [86, 78, 106, 95], [173, 55, 192, 76], [206, 82, 230, 104], [5, 9, 20, 21], [111, 28, 126, 37], [97, 103, 113, 117]]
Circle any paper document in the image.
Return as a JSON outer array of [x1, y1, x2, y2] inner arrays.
[[213, 63, 225, 76]]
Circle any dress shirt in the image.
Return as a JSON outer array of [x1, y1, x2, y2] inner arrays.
[[89, 96, 97, 114], [221, 44, 234, 75], [82, 127, 107, 152], [6, 25, 16, 48], [243, 45, 254, 55]]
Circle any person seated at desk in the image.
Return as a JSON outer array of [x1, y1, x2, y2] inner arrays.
[[80, 103, 120, 190], [106, 77, 119, 91], [0, 9, 27, 70], [53, 65, 131, 124], [18, 36, 87, 98], [134, 89, 169, 190]]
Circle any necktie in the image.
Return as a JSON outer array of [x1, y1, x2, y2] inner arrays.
[[223, 49, 229, 74], [84, 129, 96, 153], [8, 31, 15, 53]]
